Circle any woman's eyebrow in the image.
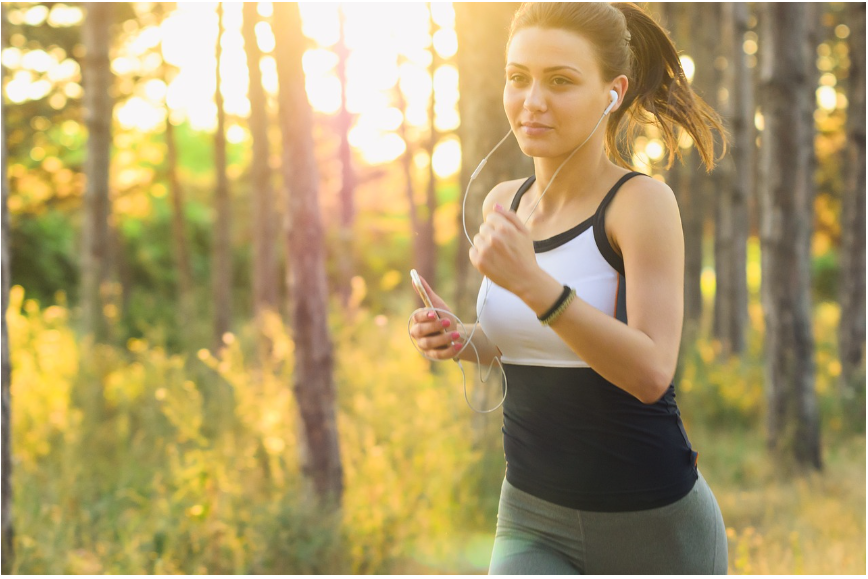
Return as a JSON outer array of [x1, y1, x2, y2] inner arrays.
[[505, 63, 582, 75]]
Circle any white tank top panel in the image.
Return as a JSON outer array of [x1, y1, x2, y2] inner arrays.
[[476, 172, 644, 367]]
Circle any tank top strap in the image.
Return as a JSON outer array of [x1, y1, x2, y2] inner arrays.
[[592, 171, 647, 277], [509, 174, 536, 212], [593, 171, 647, 218]]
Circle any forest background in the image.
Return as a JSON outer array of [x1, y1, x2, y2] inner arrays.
[[0, 1, 865, 574]]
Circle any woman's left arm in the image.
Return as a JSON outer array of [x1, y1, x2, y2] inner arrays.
[[491, 179, 684, 405]]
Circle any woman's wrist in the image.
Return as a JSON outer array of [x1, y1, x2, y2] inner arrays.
[[515, 269, 565, 317]]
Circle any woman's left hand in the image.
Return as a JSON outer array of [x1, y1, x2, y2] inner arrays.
[[469, 204, 541, 294]]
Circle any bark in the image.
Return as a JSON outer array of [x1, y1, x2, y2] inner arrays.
[[164, 99, 195, 337], [838, 2, 866, 412], [212, 3, 232, 353], [81, 2, 114, 342], [673, 3, 704, 338], [712, 2, 750, 356], [419, 4, 440, 292], [273, 2, 343, 509], [757, 3, 822, 471], [334, 5, 356, 310], [1, 12, 15, 566], [242, 2, 277, 353]]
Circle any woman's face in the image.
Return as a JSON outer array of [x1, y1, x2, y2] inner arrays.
[[504, 27, 612, 157]]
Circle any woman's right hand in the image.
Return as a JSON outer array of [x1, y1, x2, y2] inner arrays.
[[409, 274, 465, 360]]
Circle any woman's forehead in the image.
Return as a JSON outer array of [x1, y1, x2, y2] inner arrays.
[[506, 27, 596, 73]]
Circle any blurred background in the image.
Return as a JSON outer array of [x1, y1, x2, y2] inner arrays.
[[0, 1, 864, 574]]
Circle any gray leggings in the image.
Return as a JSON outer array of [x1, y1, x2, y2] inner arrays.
[[489, 470, 728, 574]]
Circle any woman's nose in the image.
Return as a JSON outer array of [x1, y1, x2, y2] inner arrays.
[[523, 81, 547, 113]]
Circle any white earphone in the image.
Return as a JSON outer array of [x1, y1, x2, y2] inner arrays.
[[604, 89, 619, 116], [409, 88, 622, 413]]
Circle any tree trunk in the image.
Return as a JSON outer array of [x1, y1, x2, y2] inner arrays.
[[1, 19, 15, 568], [712, 2, 750, 357], [242, 2, 277, 355], [839, 1, 866, 416], [757, 3, 821, 472], [81, 2, 114, 343], [335, 5, 356, 310], [164, 100, 195, 339], [671, 3, 704, 339], [419, 3, 440, 292], [273, 2, 343, 509], [212, 3, 232, 353]]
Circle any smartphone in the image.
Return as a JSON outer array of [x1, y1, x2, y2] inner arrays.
[[410, 269, 438, 316]]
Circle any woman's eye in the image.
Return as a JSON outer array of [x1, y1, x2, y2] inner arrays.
[[553, 77, 570, 85]]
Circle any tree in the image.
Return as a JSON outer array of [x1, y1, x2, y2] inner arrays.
[[712, 2, 751, 357], [242, 2, 278, 352], [273, 2, 343, 508], [664, 2, 704, 343], [838, 2, 866, 419], [334, 5, 357, 310], [159, 3, 194, 343], [2, 7, 15, 568], [757, 3, 821, 471], [81, 2, 114, 342], [211, 3, 232, 353]]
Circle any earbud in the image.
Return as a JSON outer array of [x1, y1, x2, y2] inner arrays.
[[603, 90, 619, 115]]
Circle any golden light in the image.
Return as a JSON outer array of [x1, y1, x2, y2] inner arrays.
[[21, 49, 52, 72], [430, 3, 456, 28], [24, 5, 49, 26], [302, 48, 338, 75], [254, 21, 275, 53], [816, 86, 837, 111], [432, 137, 461, 178], [680, 55, 695, 83], [117, 96, 166, 132], [1, 47, 22, 68], [645, 139, 664, 161], [299, 3, 341, 47], [307, 76, 342, 114], [47, 4, 84, 27], [433, 29, 458, 59]]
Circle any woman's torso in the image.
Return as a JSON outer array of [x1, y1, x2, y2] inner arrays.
[[477, 171, 699, 512]]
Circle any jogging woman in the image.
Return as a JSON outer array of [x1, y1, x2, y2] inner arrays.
[[410, 2, 729, 573]]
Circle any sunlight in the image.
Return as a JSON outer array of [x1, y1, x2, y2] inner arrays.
[[432, 137, 461, 179]]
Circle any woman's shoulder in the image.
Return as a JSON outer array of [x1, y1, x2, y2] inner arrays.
[[482, 177, 531, 221], [606, 173, 680, 257]]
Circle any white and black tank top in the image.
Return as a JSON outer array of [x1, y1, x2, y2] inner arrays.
[[476, 171, 699, 512]]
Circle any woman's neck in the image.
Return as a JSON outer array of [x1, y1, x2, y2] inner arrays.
[[529, 146, 618, 216]]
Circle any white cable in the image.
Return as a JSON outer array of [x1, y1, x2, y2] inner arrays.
[[408, 106, 611, 413]]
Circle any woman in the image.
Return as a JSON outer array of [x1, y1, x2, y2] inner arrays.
[[409, 2, 729, 574]]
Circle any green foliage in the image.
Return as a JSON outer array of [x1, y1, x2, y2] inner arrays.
[[7, 286, 487, 573], [9, 209, 79, 305]]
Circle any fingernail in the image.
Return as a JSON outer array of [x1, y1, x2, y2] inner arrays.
[[441, 319, 451, 327], [427, 312, 435, 319], [451, 332, 460, 340], [453, 343, 462, 350], [495, 203, 503, 211]]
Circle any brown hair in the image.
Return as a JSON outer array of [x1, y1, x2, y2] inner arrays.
[[505, 2, 728, 172]]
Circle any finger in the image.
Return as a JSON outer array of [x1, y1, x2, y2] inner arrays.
[[492, 207, 528, 232]]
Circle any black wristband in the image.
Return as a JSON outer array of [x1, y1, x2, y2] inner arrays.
[[537, 285, 572, 322]]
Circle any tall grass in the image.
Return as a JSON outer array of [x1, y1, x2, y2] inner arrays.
[[6, 281, 865, 574]]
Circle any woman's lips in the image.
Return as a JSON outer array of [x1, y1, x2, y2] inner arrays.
[[521, 124, 552, 136]]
